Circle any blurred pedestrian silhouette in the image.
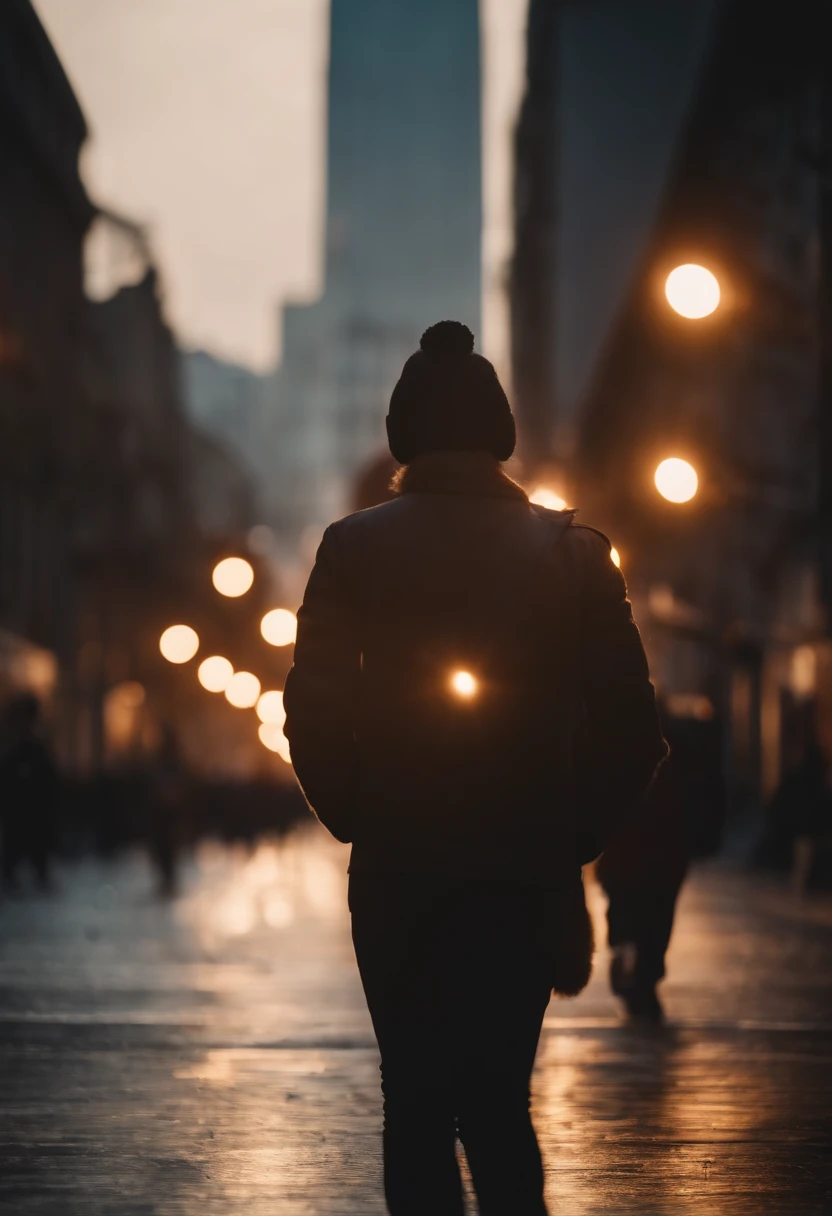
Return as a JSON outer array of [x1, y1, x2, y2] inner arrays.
[[0, 694, 59, 891], [597, 758, 689, 1023], [597, 702, 724, 1023], [148, 724, 188, 897], [284, 321, 666, 1214], [765, 734, 832, 894]]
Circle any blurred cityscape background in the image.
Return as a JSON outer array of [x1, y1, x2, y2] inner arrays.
[[1, 0, 828, 883]]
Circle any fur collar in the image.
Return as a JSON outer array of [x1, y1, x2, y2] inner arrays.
[[392, 451, 529, 501]]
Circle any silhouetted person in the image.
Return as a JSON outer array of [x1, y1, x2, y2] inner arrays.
[[766, 735, 832, 893], [284, 321, 666, 1215], [0, 694, 58, 890], [598, 702, 724, 1022], [148, 725, 187, 897], [597, 757, 689, 1023]]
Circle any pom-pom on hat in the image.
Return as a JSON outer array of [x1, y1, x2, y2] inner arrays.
[[386, 321, 516, 464]]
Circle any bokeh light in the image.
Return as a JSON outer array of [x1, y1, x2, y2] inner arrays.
[[212, 556, 254, 597], [529, 486, 567, 511], [258, 721, 292, 763], [790, 645, 816, 700], [610, 547, 621, 568], [159, 624, 199, 664], [225, 671, 261, 708], [256, 690, 286, 726], [198, 655, 234, 693], [261, 607, 298, 647], [655, 458, 698, 504], [664, 263, 720, 319], [450, 670, 477, 698]]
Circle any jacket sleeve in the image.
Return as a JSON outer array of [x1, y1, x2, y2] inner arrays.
[[574, 528, 668, 853], [283, 525, 361, 842]]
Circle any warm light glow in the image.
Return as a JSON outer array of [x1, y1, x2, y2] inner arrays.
[[225, 671, 261, 708], [649, 583, 676, 619], [610, 547, 621, 568], [198, 655, 234, 693], [260, 608, 297, 647], [258, 721, 292, 763], [530, 486, 567, 511], [212, 557, 254, 597], [665, 263, 720, 319], [654, 457, 698, 504], [159, 624, 199, 664], [450, 670, 478, 698], [665, 692, 715, 721], [103, 682, 146, 756], [256, 690, 286, 726], [790, 645, 816, 700], [112, 680, 145, 707]]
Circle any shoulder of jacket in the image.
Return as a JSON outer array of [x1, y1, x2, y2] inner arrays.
[[568, 523, 612, 550], [323, 500, 405, 554], [333, 499, 403, 531]]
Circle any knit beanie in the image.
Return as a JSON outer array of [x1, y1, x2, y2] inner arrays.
[[386, 321, 516, 464]]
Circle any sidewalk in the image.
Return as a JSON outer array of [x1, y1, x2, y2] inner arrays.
[[1, 822, 830, 1214]]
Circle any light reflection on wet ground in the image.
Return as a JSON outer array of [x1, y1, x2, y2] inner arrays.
[[1, 821, 830, 1213]]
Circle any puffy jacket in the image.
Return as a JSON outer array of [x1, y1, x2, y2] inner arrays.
[[284, 452, 667, 881]]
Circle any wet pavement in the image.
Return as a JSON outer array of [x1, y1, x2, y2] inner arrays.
[[1, 821, 830, 1214]]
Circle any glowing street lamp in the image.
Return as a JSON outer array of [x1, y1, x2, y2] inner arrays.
[[212, 557, 254, 597], [665, 264, 720, 319], [198, 655, 234, 693], [450, 670, 478, 699], [655, 458, 699, 504], [225, 671, 261, 708], [159, 624, 199, 664], [261, 608, 297, 647]]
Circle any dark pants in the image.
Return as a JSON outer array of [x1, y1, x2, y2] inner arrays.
[[596, 762, 690, 991], [600, 879, 683, 986], [349, 874, 552, 1215]]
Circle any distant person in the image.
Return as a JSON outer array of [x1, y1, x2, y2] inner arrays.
[[148, 724, 188, 897], [766, 734, 832, 893], [598, 700, 724, 1022], [284, 321, 666, 1215], [0, 694, 59, 890], [597, 756, 689, 1023]]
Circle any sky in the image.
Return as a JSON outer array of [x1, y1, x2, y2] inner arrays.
[[34, 0, 527, 376]]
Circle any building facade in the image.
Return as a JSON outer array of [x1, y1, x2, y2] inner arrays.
[[0, 7, 263, 776], [570, 0, 824, 819], [0, 0, 95, 735]]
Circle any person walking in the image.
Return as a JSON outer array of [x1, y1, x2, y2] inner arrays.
[[283, 321, 667, 1215], [0, 694, 59, 891], [597, 755, 690, 1023], [598, 700, 724, 1023]]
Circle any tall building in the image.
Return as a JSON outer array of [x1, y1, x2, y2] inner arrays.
[[180, 347, 268, 493], [511, 0, 714, 472], [570, 0, 823, 817], [0, 0, 94, 724], [268, 0, 482, 544], [0, 6, 262, 774]]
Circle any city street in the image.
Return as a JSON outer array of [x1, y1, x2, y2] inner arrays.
[[1, 822, 830, 1215]]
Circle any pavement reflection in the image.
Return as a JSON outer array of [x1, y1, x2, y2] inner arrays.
[[1, 822, 830, 1214]]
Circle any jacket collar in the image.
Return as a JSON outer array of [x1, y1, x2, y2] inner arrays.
[[392, 451, 529, 502]]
